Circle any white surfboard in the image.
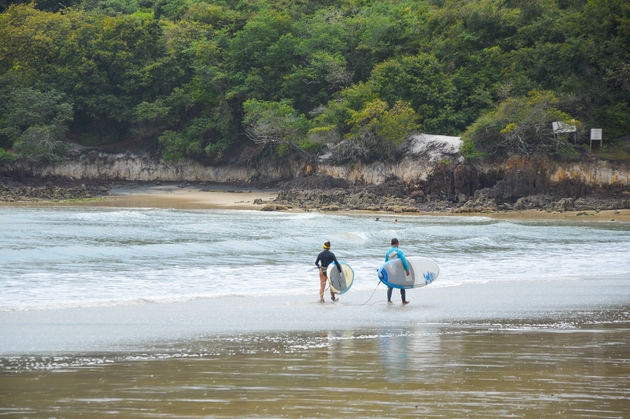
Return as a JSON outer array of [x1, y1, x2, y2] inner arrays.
[[377, 256, 439, 289], [327, 262, 354, 294]]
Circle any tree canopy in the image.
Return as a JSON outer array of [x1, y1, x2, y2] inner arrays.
[[0, 0, 628, 163]]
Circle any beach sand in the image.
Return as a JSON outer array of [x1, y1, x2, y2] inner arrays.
[[0, 183, 277, 210], [100, 183, 278, 210], [3, 321, 629, 417], [5, 182, 630, 221], [2, 277, 629, 417]]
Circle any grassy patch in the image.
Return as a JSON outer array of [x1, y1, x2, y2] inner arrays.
[[59, 197, 106, 203], [590, 141, 630, 162]]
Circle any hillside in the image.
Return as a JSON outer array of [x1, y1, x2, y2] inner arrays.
[[0, 0, 629, 166]]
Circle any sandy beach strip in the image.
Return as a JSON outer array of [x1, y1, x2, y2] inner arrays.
[[2, 276, 629, 417], [0, 183, 278, 210], [2, 275, 629, 353], [104, 186, 278, 210], [3, 182, 630, 221]]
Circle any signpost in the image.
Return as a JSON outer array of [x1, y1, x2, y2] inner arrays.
[[590, 128, 603, 150]]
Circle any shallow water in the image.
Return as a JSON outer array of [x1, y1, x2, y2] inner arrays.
[[1, 207, 629, 311], [1, 207, 630, 416], [2, 318, 629, 417]]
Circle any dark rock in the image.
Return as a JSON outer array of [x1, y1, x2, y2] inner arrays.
[[513, 195, 552, 210], [261, 204, 287, 211], [552, 198, 575, 211], [280, 175, 349, 190], [0, 177, 109, 202], [321, 205, 340, 211]]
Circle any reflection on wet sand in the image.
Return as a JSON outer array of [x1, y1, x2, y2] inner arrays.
[[2, 313, 629, 417]]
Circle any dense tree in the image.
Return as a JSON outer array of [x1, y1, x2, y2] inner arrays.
[[0, 75, 73, 160], [0, 0, 627, 163], [370, 53, 456, 134]]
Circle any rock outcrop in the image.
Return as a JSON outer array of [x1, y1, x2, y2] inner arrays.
[[0, 177, 106, 202], [1, 134, 629, 211], [1, 150, 305, 185]]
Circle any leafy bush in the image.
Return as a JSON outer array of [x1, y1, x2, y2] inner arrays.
[[462, 90, 580, 157], [332, 99, 418, 163], [242, 99, 316, 160], [0, 82, 73, 160], [14, 125, 70, 161], [0, 147, 16, 162], [159, 117, 230, 162]]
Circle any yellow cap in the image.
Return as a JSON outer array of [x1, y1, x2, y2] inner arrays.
[[323, 243, 330, 249]]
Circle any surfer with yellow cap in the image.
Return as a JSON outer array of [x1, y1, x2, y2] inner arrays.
[[315, 241, 342, 303]]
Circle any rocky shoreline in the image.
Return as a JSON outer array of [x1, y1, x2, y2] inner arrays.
[[263, 175, 630, 214], [3, 176, 630, 215], [2, 141, 630, 215], [268, 188, 630, 213], [0, 177, 110, 202]]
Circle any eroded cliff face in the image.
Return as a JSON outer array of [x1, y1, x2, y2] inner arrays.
[[1, 149, 629, 199], [1, 151, 304, 185], [547, 159, 630, 186], [317, 156, 436, 184], [479, 156, 630, 197], [316, 155, 629, 199]]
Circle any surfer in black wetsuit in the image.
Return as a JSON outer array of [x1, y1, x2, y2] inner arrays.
[[315, 241, 342, 303]]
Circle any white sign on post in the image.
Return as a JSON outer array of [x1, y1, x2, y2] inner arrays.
[[591, 129, 602, 140]]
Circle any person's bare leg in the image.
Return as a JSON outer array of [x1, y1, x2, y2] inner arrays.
[[319, 269, 326, 302]]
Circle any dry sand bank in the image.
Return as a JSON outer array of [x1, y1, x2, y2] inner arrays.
[[105, 190, 277, 210], [1, 184, 277, 210], [3, 183, 630, 221]]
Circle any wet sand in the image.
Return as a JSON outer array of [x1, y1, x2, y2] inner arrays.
[[2, 321, 629, 417], [451, 208, 630, 222], [2, 277, 630, 417]]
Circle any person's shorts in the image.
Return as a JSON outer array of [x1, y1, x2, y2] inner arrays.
[[320, 266, 328, 278]]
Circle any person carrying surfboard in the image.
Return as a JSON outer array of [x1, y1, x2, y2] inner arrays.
[[315, 241, 342, 303], [386, 238, 410, 305]]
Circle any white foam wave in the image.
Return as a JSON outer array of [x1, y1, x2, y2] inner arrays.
[[1, 207, 629, 312]]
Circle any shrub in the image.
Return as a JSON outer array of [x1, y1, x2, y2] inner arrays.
[[463, 90, 580, 157]]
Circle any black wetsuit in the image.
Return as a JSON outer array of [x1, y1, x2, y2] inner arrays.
[[315, 250, 342, 275]]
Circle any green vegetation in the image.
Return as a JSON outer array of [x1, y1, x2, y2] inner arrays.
[[592, 142, 630, 162], [60, 197, 106, 202], [462, 90, 581, 158], [0, 0, 628, 163]]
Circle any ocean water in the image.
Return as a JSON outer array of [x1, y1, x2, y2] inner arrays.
[[2, 207, 630, 417], [1, 206, 629, 312]]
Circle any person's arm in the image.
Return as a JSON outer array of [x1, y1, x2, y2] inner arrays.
[[315, 254, 321, 268], [332, 253, 342, 272], [398, 249, 410, 272]]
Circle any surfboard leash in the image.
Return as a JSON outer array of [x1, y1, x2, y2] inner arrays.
[[358, 279, 382, 306]]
